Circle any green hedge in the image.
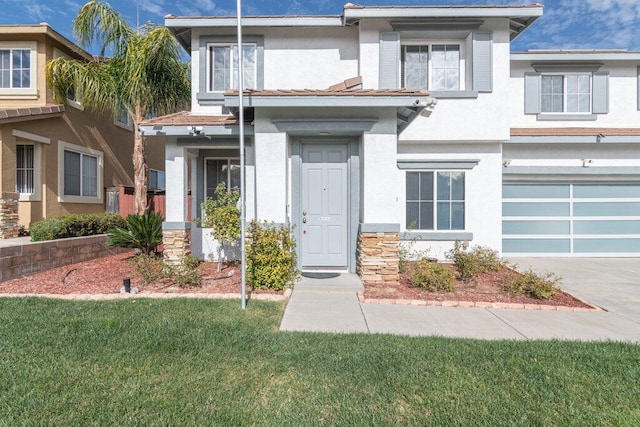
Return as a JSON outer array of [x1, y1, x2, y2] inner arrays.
[[30, 213, 127, 242]]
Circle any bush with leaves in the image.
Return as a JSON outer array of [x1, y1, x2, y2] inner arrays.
[[246, 221, 298, 291], [30, 213, 126, 241], [504, 270, 560, 299], [446, 241, 506, 281], [129, 253, 168, 285], [170, 255, 201, 287], [408, 258, 456, 292], [107, 212, 164, 255], [200, 182, 241, 271]]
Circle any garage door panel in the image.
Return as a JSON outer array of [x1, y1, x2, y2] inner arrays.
[[574, 184, 640, 198], [573, 202, 640, 217], [503, 184, 569, 198], [503, 220, 570, 235], [502, 202, 570, 217], [574, 238, 640, 253], [503, 238, 571, 254], [574, 220, 640, 235]]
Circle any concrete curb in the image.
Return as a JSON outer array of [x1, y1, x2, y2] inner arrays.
[[356, 291, 602, 312], [0, 288, 292, 302]]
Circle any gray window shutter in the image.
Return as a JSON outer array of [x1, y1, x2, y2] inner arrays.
[[592, 72, 609, 114], [524, 72, 541, 114], [379, 32, 400, 89], [472, 31, 493, 92], [637, 66, 640, 110]]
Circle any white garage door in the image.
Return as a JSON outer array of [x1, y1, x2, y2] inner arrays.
[[503, 183, 640, 256]]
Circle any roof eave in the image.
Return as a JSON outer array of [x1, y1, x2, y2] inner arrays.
[[223, 94, 430, 108]]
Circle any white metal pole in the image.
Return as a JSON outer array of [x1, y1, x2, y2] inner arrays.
[[236, 0, 247, 309]]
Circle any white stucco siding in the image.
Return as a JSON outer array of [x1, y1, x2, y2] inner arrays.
[[396, 142, 503, 259], [503, 143, 640, 168], [361, 133, 399, 223], [509, 61, 640, 128], [358, 19, 392, 89], [253, 131, 288, 223], [263, 28, 359, 89], [164, 142, 189, 223]]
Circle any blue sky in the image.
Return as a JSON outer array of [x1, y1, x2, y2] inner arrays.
[[1, 0, 639, 53]]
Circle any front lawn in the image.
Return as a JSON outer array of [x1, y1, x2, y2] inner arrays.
[[0, 298, 638, 425]]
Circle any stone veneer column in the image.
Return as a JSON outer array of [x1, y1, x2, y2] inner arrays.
[[357, 231, 399, 284], [163, 228, 191, 265], [0, 192, 19, 239]]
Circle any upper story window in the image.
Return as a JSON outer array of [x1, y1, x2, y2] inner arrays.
[[0, 49, 30, 88], [402, 44, 461, 91], [0, 42, 36, 96], [207, 43, 256, 92], [541, 74, 591, 113]]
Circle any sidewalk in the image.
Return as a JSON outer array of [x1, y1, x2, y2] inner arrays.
[[280, 269, 640, 342]]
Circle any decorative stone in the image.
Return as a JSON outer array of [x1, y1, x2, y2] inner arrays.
[[163, 229, 191, 265], [0, 192, 20, 239], [356, 231, 399, 284]]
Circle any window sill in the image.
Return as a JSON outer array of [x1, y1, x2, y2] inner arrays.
[[114, 121, 134, 132], [18, 193, 41, 202], [400, 231, 473, 241], [536, 113, 597, 121], [58, 195, 103, 204], [428, 90, 478, 99], [197, 92, 225, 105]]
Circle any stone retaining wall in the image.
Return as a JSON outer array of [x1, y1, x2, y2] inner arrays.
[[0, 192, 19, 239], [0, 235, 127, 282], [357, 231, 400, 284]]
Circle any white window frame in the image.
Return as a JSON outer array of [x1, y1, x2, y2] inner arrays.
[[205, 43, 257, 93], [400, 41, 466, 91], [541, 72, 592, 114], [405, 170, 466, 231], [12, 129, 47, 202], [114, 106, 133, 131], [149, 168, 166, 191], [0, 42, 37, 98], [57, 140, 104, 204], [52, 47, 84, 110]]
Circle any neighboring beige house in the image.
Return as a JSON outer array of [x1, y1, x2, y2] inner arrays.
[[0, 24, 164, 235]]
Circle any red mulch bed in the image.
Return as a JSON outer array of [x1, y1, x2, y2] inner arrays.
[[364, 262, 592, 309], [0, 252, 284, 296]]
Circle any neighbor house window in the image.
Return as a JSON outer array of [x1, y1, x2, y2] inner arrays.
[[16, 144, 34, 194], [207, 43, 256, 92], [149, 169, 165, 191], [0, 48, 30, 89], [402, 44, 461, 91], [541, 74, 591, 113], [115, 106, 131, 127], [205, 158, 240, 199], [406, 171, 465, 230], [58, 141, 103, 203]]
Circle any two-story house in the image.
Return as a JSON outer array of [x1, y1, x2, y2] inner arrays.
[[0, 24, 165, 235], [140, 3, 545, 283]]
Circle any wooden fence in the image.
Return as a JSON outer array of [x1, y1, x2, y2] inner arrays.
[[106, 186, 192, 220]]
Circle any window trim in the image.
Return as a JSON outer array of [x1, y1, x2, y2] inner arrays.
[[0, 41, 37, 98], [404, 170, 466, 232], [203, 157, 240, 200], [114, 106, 133, 131], [400, 40, 466, 92], [12, 129, 47, 202], [197, 35, 264, 105], [205, 42, 258, 93], [57, 141, 104, 204], [540, 72, 592, 115]]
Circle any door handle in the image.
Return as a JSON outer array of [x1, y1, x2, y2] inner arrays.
[[302, 217, 307, 224]]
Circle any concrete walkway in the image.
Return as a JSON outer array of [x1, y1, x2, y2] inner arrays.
[[280, 260, 640, 342]]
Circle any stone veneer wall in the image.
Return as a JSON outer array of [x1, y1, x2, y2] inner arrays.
[[163, 229, 191, 265], [357, 231, 400, 284], [0, 192, 19, 239], [0, 235, 127, 282]]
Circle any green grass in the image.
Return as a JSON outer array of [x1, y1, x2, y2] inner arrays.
[[0, 298, 639, 426]]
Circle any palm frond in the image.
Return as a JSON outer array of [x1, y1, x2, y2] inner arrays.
[[73, 0, 134, 56]]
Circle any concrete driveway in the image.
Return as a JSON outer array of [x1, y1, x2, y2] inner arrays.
[[509, 258, 640, 325]]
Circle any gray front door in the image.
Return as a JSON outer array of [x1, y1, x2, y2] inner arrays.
[[301, 143, 348, 268]]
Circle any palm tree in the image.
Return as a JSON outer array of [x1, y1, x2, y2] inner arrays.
[[46, 0, 190, 214]]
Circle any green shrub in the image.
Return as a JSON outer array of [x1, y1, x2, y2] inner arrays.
[[171, 255, 201, 287], [408, 258, 456, 292], [199, 182, 241, 271], [504, 270, 560, 300], [446, 241, 506, 281], [246, 221, 298, 291], [398, 240, 431, 274], [129, 253, 169, 285], [30, 213, 126, 241], [107, 212, 164, 255]]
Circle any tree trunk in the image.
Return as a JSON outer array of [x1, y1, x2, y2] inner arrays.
[[133, 116, 148, 215]]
